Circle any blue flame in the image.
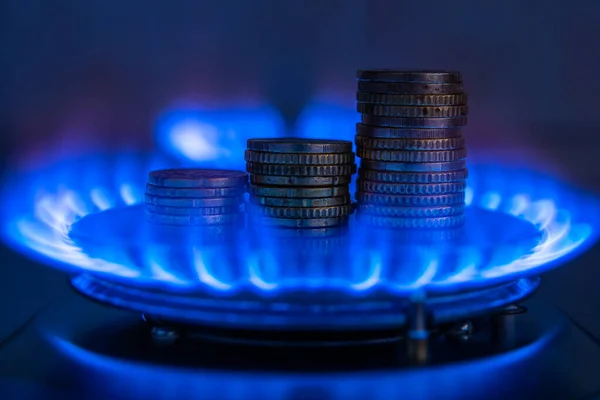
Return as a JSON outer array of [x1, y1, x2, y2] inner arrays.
[[1, 151, 599, 299], [2, 102, 600, 305], [155, 106, 286, 170]]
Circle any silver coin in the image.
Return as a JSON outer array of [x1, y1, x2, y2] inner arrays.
[[357, 104, 468, 118], [358, 168, 468, 183], [247, 138, 352, 154], [357, 204, 464, 217], [358, 214, 465, 229], [356, 192, 465, 206], [361, 159, 466, 172], [361, 115, 467, 128], [247, 204, 354, 219], [145, 204, 243, 216], [358, 81, 464, 94], [249, 216, 349, 228], [249, 195, 351, 207], [146, 184, 245, 198], [144, 194, 244, 207], [357, 180, 466, 195], [357, 148, 467, 163], [356, 70, 462, 83], [248, 184, 350, 198], [148, 169, 247, 188], [356, 92, 468, 106], [356, 124, 462, 139], [355, 135, 465, 151], [249, 174, 352, 186], [246, 162, 356, 177], [244, 150, 355, 165], [144, 211, 245, 226]]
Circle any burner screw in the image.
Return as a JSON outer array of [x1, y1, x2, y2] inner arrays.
[[492, 304, 527, 349], [445, 320, 473, 342], [406, 291, 429, 365], [500, 304, 527, 315], [151, 326, 180, 345]]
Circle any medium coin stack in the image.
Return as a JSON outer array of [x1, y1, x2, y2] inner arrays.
[[144, 169, 247, 226], [245, 138, 356, 228], [355, 70, 468, 230]]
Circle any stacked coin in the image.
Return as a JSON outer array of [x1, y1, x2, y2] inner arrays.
[[245, 138, 356, 228], [144, 169, 247, 226], [355, 70, 468, 230]]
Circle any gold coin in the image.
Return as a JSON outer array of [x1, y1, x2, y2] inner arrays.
[[248, 195, 351, 207], [355, 135, 465, 151], [357, 180, 466, 195], [246, 162, 356, 177], [249, 174, 352, 186], [357, 148, 467, 163], [248, 204, 354, 218], [358, 104, 468, 118], [244, 150, 355, 165]]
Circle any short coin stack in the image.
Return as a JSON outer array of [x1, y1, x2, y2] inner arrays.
[[355, 70, 468, 230], [245, 138, 356, 229], [144, 169, 247, 227]]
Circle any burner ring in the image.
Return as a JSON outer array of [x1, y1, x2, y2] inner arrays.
[[2, 153, 599, 330], [36, 295, 565, 399], [71, 273, 540, 330]]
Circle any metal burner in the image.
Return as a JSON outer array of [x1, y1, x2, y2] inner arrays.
[[71, 273, 539, 330], [32, 296, 565, 400], [1, 152, 599, 330]]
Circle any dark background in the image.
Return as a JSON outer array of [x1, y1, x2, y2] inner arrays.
[[1, 0, 600, 396], [2, 0, 600, 172]]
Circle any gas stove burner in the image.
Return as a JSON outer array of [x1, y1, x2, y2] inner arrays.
[[2, 152, 599, 332], [141, 313, 405, 347], [61, 176, 545, 329], [137, 304, 542, 356], [36, 296, 564, 400], [71, 273, 539, 330]]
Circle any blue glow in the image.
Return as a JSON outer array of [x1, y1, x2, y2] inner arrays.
[[295, 102, 357, 143], [45, 318, 560, 400], [3, 98, 600, 325], [1, 152, 599, 297], [155, 106, 286, 170]]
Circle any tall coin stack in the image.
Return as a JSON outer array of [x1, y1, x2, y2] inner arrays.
[[355, 70, 468, 230], [144, 169, 247, 227], [245, 138, 356, 229]]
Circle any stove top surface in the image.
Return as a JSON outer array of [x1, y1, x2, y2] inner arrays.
[[0, 291, 599, 400]]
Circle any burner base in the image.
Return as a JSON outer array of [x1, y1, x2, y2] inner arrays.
[[142, 313, 404, 346], [0, 291, 584, 400], [139, 305, 540, 363], [43, 297, 560, 370], [71, 273, 540, 330]]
